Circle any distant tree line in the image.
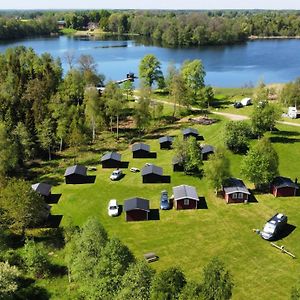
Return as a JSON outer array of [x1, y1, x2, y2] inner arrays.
[[0, 16, 58, 40], [2, 10, 300, 45]]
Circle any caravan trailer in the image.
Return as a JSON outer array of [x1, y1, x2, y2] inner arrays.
[[240, 98, 252, 106], [288, 107, 298, 119]]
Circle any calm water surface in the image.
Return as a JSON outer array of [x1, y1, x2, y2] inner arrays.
[[0, 35, 300, 87]]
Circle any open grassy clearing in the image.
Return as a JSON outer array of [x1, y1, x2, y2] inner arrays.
[[30, 115, 300, 300]]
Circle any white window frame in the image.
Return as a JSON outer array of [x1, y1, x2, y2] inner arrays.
[[232, 193, 237, 199], [238, 193, 243, 199], [183, 199, 189, 206]]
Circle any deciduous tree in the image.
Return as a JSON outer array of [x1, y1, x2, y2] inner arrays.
[[139, 54, 164, 88], [102, 81, 126, 139], [224, 121, 252, 154], [0, 121, 18, 178], [134, 85, 152, 133], [202, 257, 233, 300], [0, 261, 20, 298], [181, 59, 206, 101], [150, 267, 186, 300], [0, 179, 48, 234], [204, 148, 231, 194], [251, 101, 280, 137], [241, 137, 279, 189], [117, 260, 155, 300], [173, 136, 202, 174], [179, 281, 203, 300], [23, 239, 50, 278], [36, 118, 54, 160], [84, 87, 101, 142]]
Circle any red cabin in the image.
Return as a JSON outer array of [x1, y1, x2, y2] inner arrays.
[[271, 176, 299, 197], [173, 185, 199, 210], [223, 178, 250, 204], [124, 197, 150, 222]]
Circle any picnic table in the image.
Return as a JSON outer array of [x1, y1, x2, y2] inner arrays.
[[144, 252, 159, 263]]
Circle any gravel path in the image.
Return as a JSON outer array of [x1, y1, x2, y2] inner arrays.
[[212, 111, 249, 121], [147, 97, 300, 127]]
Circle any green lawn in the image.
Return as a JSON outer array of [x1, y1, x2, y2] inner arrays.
[[35, 117, 300, 300]]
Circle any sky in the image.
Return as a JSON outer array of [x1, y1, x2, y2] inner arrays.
[[1, 0, 300, 10]]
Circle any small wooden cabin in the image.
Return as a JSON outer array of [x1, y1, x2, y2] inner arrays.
[[182, 128, 203, 141], [271, 176, 299, 197], [173, 185, 199, 210], [201, 145, 215, 160], [172, 156, 184, 172], [124, 197, 150, 222], [31, 183, 52, 200], [158, 136, 174, 149], [132, 143, 151, 158], [101, 151, 121, 168], [142, 165, 164, 183], [223, 178, 250, 204], [64, 165, 87, 184]]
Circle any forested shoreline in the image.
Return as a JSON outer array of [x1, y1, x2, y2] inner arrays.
[[1, 10, 300, 45]]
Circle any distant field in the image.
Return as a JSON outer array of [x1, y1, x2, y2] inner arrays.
[[32, 114, 300, 300]]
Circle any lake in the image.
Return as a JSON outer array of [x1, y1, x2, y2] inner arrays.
[[0, 35, 300, 87]]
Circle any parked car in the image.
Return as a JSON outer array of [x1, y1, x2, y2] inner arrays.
[[240, 97, 252, 106], [110, 169, 123, 181], [160, 190, 170, 210], [260, 213, 288, 240], [130, 167, 140, 173], [108, 199, 119, 217], [233, 101, 243, 108]]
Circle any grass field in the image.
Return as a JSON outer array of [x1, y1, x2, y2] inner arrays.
[[30, 113, 300, 300]]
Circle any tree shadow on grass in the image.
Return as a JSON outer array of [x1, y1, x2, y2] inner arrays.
[[210, 98, 232, 109], [35, 228, 65, 250], [44, 215, 63, 229], [269, 136, 300, 144], [17, 278, 51, 300], [272, 130, 300, 137]]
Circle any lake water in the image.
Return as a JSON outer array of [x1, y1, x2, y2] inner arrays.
[[0, 35, 300, 87]]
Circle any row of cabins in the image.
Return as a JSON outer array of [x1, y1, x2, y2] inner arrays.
[[124, 185, 199, 221], [31, 175, 299, 224], [33, 174, 299, 201], [123, 177, 300, 221]]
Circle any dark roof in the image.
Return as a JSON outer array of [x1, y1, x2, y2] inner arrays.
[[132, 143, 150, 152], [173, 185, 199, 201], [201, 145, 215, 154], [172, 156, 184, 165], [182, 128, 199, 136], [272, 176, 299, 189], [101, 151, 121, 162], [223, 178, 250, 195], [31, 183, 52, 197], [64, 165, 87, 177], [141, 165, 163, 176], [124, 197, 150, 212], [158, 136, 174, 144]]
